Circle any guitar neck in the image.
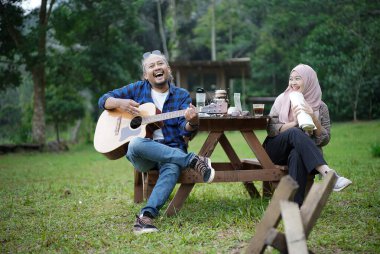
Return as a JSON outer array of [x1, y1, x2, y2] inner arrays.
[[140, 101, 227, 125], [142, 109, 187, 125]]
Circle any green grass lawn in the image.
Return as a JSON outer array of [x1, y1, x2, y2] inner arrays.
[[1, 121, 379, 253]]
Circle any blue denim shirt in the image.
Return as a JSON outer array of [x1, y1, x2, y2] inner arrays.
[[98, 80, 195, 152]]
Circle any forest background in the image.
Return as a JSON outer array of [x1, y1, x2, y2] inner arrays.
[[1, 0, 379, 145]]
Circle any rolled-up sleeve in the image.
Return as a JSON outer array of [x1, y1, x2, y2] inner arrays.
[[267, 104, 283, 137], [98, 83, 135, 110]]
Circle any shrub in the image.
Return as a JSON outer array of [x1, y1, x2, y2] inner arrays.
[[371, 143, 380, 157]]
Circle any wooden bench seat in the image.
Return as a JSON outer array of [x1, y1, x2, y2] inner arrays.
[[133, 158, 314, 203]]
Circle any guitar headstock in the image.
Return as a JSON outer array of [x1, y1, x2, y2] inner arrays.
[[199, 101, 228, 114]]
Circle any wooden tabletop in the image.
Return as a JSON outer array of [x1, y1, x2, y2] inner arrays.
[[199, 115, 269, 131]]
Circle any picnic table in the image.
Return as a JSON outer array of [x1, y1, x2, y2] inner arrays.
[[134, 115, 289, 216]]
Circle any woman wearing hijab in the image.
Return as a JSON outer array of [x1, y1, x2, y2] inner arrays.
[[264, 63, 352, 206]]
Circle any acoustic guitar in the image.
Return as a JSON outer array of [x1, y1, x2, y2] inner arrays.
[[93, 102, 227, 160]]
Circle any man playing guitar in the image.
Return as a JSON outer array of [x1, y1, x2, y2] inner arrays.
[[97, 50, 214, 235]]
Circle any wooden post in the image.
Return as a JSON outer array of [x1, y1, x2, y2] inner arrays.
[[265, 171, 337, 252], [244, 175, 299, 254], [280, 200, 308, 254], [134, 170, 143, 203]]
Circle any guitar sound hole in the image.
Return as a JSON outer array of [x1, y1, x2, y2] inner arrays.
[[130, 116, 142, 129]]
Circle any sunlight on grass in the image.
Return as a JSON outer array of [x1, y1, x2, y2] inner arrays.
[[1, 121, 379, 253]]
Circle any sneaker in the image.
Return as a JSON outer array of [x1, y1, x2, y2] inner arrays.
[[133, 214, 158, 235], [190, 155, 215, 183], [333, 173, 352, 192]]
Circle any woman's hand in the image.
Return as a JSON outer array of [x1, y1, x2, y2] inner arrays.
[[300, 101, 313, 117], [292, 101, 313, 118], [294, 101, 317, 136]]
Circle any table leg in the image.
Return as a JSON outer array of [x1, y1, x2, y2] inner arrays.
[[165, 183, 195, 216], [240, 131, 275, 169], [165, 132, 224, 216], [241, 131, 277, 196], [219, 133, 260, 198], [219, 133, 243, 170], [198, 131, 224, 157], [134, 170, 143, 203]]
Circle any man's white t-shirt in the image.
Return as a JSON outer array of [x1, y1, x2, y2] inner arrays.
[[151, 89, 169, 140]]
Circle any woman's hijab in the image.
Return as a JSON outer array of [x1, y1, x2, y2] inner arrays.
[[274, 64, 322, 123]]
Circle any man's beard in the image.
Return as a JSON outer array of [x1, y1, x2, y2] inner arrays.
[[152, 80, 168, 88]]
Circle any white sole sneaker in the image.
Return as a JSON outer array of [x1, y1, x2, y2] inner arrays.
[[333, 176, 352, 192], [133, 228, 159, 235], [205, 158, 215, 183]]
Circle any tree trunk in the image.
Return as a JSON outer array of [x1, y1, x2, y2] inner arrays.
[[211, 0, 216, 61], [71, 119, 82, 143], [156, 0, 169, 59], [32, 66, 46, 144], [31, 0, 49, 144], [369, 88, 373, 120], [353, 77, 362, 122], [55, 122, 60, 143], [169, 0, 179, 60], [228, 26, 232, 58]]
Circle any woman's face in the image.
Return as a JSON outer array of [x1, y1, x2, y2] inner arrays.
[[289, 70, 305, 93]]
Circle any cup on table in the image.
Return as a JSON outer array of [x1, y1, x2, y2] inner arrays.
[[252, 104, 265, 117]]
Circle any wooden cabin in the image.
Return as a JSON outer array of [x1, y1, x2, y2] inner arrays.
[[169, 58, 251, 99]]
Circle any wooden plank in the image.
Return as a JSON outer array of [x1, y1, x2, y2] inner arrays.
[[142, 172, 148, 200], [199, 131, 223, 157], [280, 201, 308, 254], [198, 116, 269, 132], [265, 228, 287, 254], [219, 133, 260, 197], [240, 131, 275, 169], [147, 169, 287, 184], [165, 131, 223, 216], [242, 159, 287, 171], [262, 182, 273, 197], [142, 172, 155, 200], [266, 171, 336, 252], [241, 162, 263, 170], [165, 183, 195, 217], [219, 133, 243, 170], [243, 182, 261, 198], [241, 131, 277, 197], [301, 171, 336, 237], [134, 170, 143, 203], [244, 175, 299, 254], [215, 169, 286, 182]]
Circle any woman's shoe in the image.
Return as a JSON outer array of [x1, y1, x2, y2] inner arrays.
[[333, 173, 352, 192]]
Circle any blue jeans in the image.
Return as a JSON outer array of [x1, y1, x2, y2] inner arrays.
[[126, 137, 196, 217]]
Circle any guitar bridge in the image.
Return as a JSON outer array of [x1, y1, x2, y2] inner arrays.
[[115, 116, 121, 135]]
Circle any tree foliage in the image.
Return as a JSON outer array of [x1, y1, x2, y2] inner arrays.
[[0, 0, 56, 144], [45, 86, 84, 142], [1, 0, 379, 145], [51, 0, 144, 100]]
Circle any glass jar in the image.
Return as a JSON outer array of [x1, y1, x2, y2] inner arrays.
[[214, 89, 228, 104]]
